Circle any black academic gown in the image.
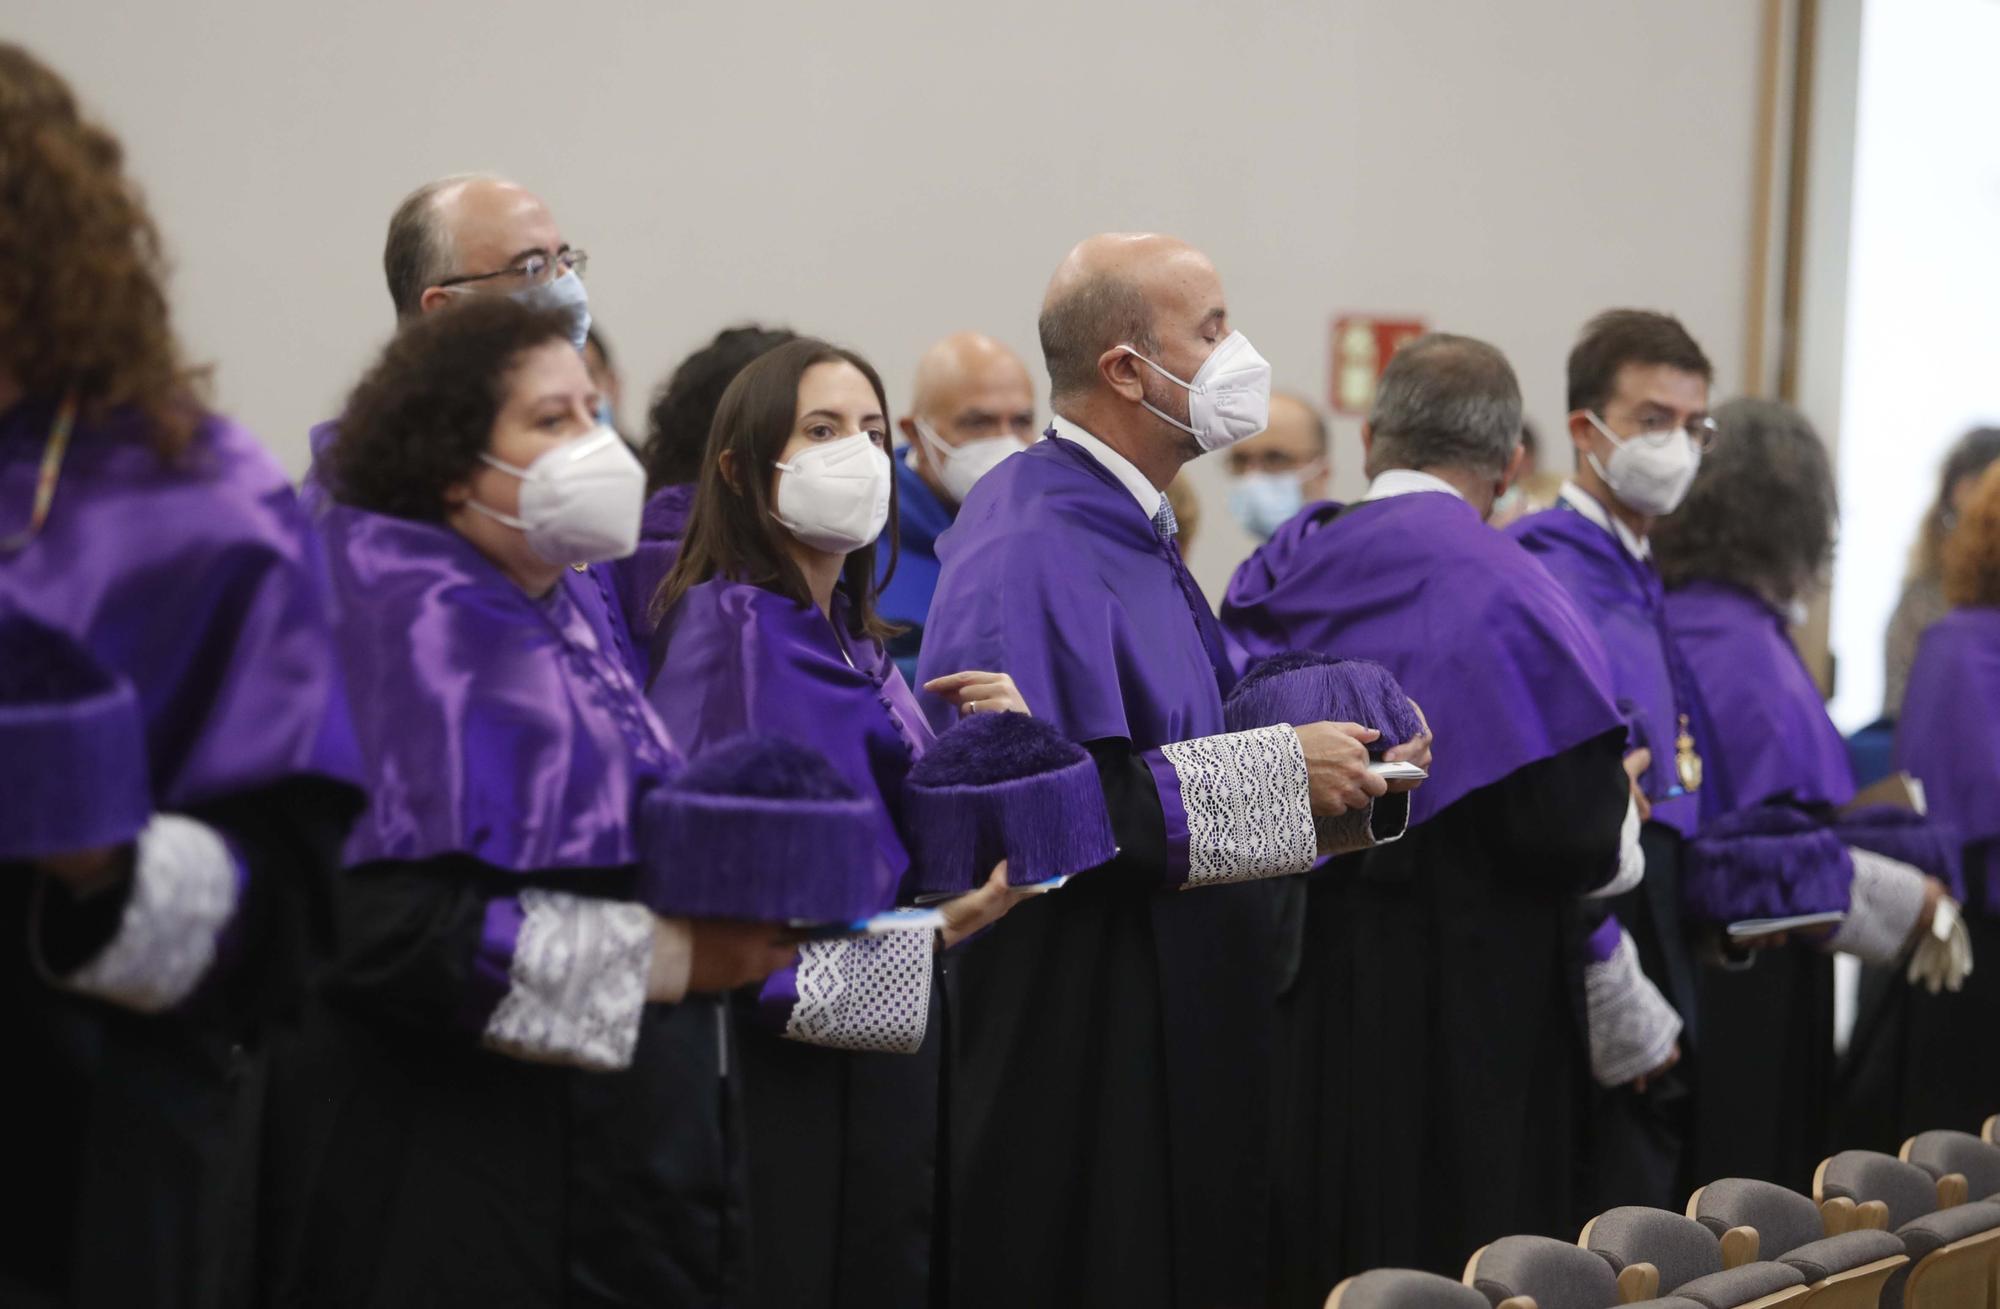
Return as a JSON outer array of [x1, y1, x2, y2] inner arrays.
[[1267, 738, 1628, 1302]]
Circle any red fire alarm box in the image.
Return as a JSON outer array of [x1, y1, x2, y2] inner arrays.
[[1331, 315, 1428, 415]]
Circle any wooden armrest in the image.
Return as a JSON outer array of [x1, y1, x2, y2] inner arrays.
[[1856, 1199, 1890, 1231], [1720, 1225, 1761, 1269], [1495, 1298, 1537, 1309], [1821, 1195, 1858, 1236], [1982, 1114, 1999, 1147], [1616, 1261, 1659, 1303], [1937, 1172, 1969, 1209]]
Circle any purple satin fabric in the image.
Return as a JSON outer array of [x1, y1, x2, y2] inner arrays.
[[1223, 492, 1628, 824], [608, 483, 694, 672], [1664, 581, 1855, 812], [648, 577, 932, 899], [320, 503, 678, 872], [1585, 915, 1624, 964], [1896, 607, 2000, 847], [1509, 502, 1711, 837], [0, 401, 361, 814], [918, 435, 1230, 750]]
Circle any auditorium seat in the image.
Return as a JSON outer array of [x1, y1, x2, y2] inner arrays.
[[1463, 1234, 1620, 1309], [1688, 1178, 1908, 1307], [1982, 1114, 1999, 1148], [1901, 1129, 2000, 1202], [1812, 1150, 2000, 1308], [1580, 1206, 1808, 1307], [1325, 1267, 1491, 1308]]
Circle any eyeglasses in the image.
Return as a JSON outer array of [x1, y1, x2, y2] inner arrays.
[[1589, 410, 1720, 453], [437, 247, 588, 290]]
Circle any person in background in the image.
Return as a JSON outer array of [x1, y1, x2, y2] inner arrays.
[[1491, 419, 1566, 528], [878, 331, 1037, 680], [1509, 309, 1718, 1210], [650, 337, 1026, 1309], [1224, 390, 1332, 540], [919, 231, 1426, 1308], [1881, 427, 2000, 720], [1224, 334, 1650, 1292], [1653, 397, 1956, 1189], [615, 324, 798, 659], [583, 324, 625, 436], [0, 44, 363, 1307], [268, 299, 797, 1307]]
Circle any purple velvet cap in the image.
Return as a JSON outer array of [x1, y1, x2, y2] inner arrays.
[[1684, 804, 1853, 923], [636, 734, 888, 923], [1223, 651, 1423, 751], [901, 712, 1118, 893], [1835, 805, 1964, 900], [0, 614, 151, 860]]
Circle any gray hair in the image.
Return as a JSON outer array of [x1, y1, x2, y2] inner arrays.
[[1038, 272, 1158, 402], [1365, 333, 1523, 478], [382, 173, 490, 319]]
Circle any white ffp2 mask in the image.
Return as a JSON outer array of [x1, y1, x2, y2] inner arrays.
[[1584, 412, 1701, 517], [773, 433, 893, 554], [1119, 330, 1273, 453], [913, 419, 1027, 504], [467, 426, 645, 564]]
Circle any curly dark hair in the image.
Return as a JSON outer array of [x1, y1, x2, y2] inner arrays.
[[328, 298, 578, 520], [1944, 462, 2000, 609], [640, 324, 797, 491], [1654, 397, 1837, 607], [660, 338, 899, 641], [0, 44, 207, 456]]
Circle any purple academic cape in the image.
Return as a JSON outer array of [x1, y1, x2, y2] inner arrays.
[[1510, 502, 1712, 837], [1223, 492, 1627, 824], [612, 482, 695, 673], [319, 502, 678, 873], [1897, 607, 2000, 849]]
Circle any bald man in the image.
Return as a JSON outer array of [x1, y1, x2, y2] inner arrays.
[[1225, 391, 1333, 539], [918, 235, 1427, 1308], [877, 331, 1038, 679]]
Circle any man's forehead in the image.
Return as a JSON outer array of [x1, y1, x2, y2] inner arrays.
[[444, 181, 563, 263], [1147, 247, 1224, 321], [1612, 361, 1709, 411]]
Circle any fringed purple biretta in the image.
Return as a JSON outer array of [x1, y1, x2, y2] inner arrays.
[[1510, 501, 1712, 836], [1682, 804, 1854, 922], [637, 734, 884, 922], [648, 577, 933, 911], [0, 402, 361, 818], [1225, 493, 1627, 825], [1897, 607, 2000, 852], [608, 482, 694, 670], [1837, 805, 1964, 899], [0, 613, 151, 858], [902, 712, 1118, 893], [320, 502, 679, 872], [1664, 580, 1855, 811]]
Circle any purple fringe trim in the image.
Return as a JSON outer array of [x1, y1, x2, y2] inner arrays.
[[1836, 805, 1965, 900], [1684, 805, 1853, 922], [636, 788, 889, 923], [903, 754, 1118, 893], [1224, 651, 1422, 750]]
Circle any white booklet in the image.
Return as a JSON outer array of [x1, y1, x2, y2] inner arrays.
[[1725, 910, 1846, 940]]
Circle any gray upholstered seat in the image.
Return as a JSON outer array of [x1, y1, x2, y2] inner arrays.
[[1882, 1199, 2000, 1308], [1327, 1267, 1489, 1309], [1778, 1228, 1905, 1281], [1690, 1178, 1825, 1259], [1902, 1129, 2000, 1199], [1669, 1262, 1806, 1308], [1464, 1234, 1620, 1309], [1816, 1150, 1940, 1229], [1583, 1206, 1724, 1293]]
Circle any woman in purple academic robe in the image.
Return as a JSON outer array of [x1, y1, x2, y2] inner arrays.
[[1654, 399, 1954, 1186], [262, 299, 799, 1308], [0, 45, 364, 1309], [649, 339, 1023, 1309]]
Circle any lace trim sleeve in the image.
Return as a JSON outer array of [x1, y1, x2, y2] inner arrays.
[[1154, 725, 1319, 889], [784, 928, 934, 1054], [482, 889, 653, 1072], [60, 813, 242, 1013], [1583, 926, 1683, 1086]]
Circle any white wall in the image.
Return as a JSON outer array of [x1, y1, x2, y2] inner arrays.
[[14, 0, 1763, 598]]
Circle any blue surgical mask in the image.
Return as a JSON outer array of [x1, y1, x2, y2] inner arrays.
[[1229, 471, 1307, 540], [511, 268, 592, 352]]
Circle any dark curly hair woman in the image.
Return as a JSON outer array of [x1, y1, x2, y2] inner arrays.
[[0, 42, 362, 1306], [1656, 397, 1955, 1188]]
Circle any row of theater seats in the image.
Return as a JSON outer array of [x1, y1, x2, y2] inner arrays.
[[1326, 1119, 2000, 1309]]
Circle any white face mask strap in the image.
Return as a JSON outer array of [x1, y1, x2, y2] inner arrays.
[[462, 495, 531, 531], [1584, 410, 1630, 450], [1116, 344, 1198, 393], [480, 451, 530, 479]]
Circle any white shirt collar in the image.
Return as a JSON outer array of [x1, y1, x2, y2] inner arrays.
[[1362, 468, 1466, 503], [1559, 480, 1651, 561], [1050, 415, 1162, 516]]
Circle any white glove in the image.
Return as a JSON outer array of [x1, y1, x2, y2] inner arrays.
[[1907, 897, 1973, 995]]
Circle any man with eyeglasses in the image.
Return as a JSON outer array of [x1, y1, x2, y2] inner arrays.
[[1508, 308, 1721, 1214]]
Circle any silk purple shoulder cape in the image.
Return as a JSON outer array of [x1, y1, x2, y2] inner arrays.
[[648, 576, 931, 899], [1664, 580, 1855, 812], [1509, 503, 1714, 837], [319, 502, 677, 872], [611, 482, 694, 671], [1897, 606, 2000, 848], [1223, 492, 1626, 824], [0, 400, 360, 808]]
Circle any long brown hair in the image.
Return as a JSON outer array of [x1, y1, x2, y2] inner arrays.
[[1908, 427, 2000, 584], [0, 44, 207, 456], [1943, 463, 2000, 609], [659, 338, 900, 641]]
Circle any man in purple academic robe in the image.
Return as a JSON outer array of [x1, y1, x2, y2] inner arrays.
[[917, 233, 1419, 1309], [1508, 309, 1720, 1210], [1221, 334, 1658, 1293]]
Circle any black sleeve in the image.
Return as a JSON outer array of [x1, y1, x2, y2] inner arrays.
[[1081, 738, 1172, 891], [1476, 727, 1633, 898]]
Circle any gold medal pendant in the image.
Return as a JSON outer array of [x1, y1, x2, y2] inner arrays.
[[1674, 713, 1703, 794]]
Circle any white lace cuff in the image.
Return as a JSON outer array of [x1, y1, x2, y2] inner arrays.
[[785, 928, 933, 1053], [1584, 927, 1683, 1086], [1830, 847, 1928, 965], [63, 813, 241, 1013], [1155, 725, 1319, 889], [1586, 795, 1648, 899], [482, 890, 653, 1072]]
